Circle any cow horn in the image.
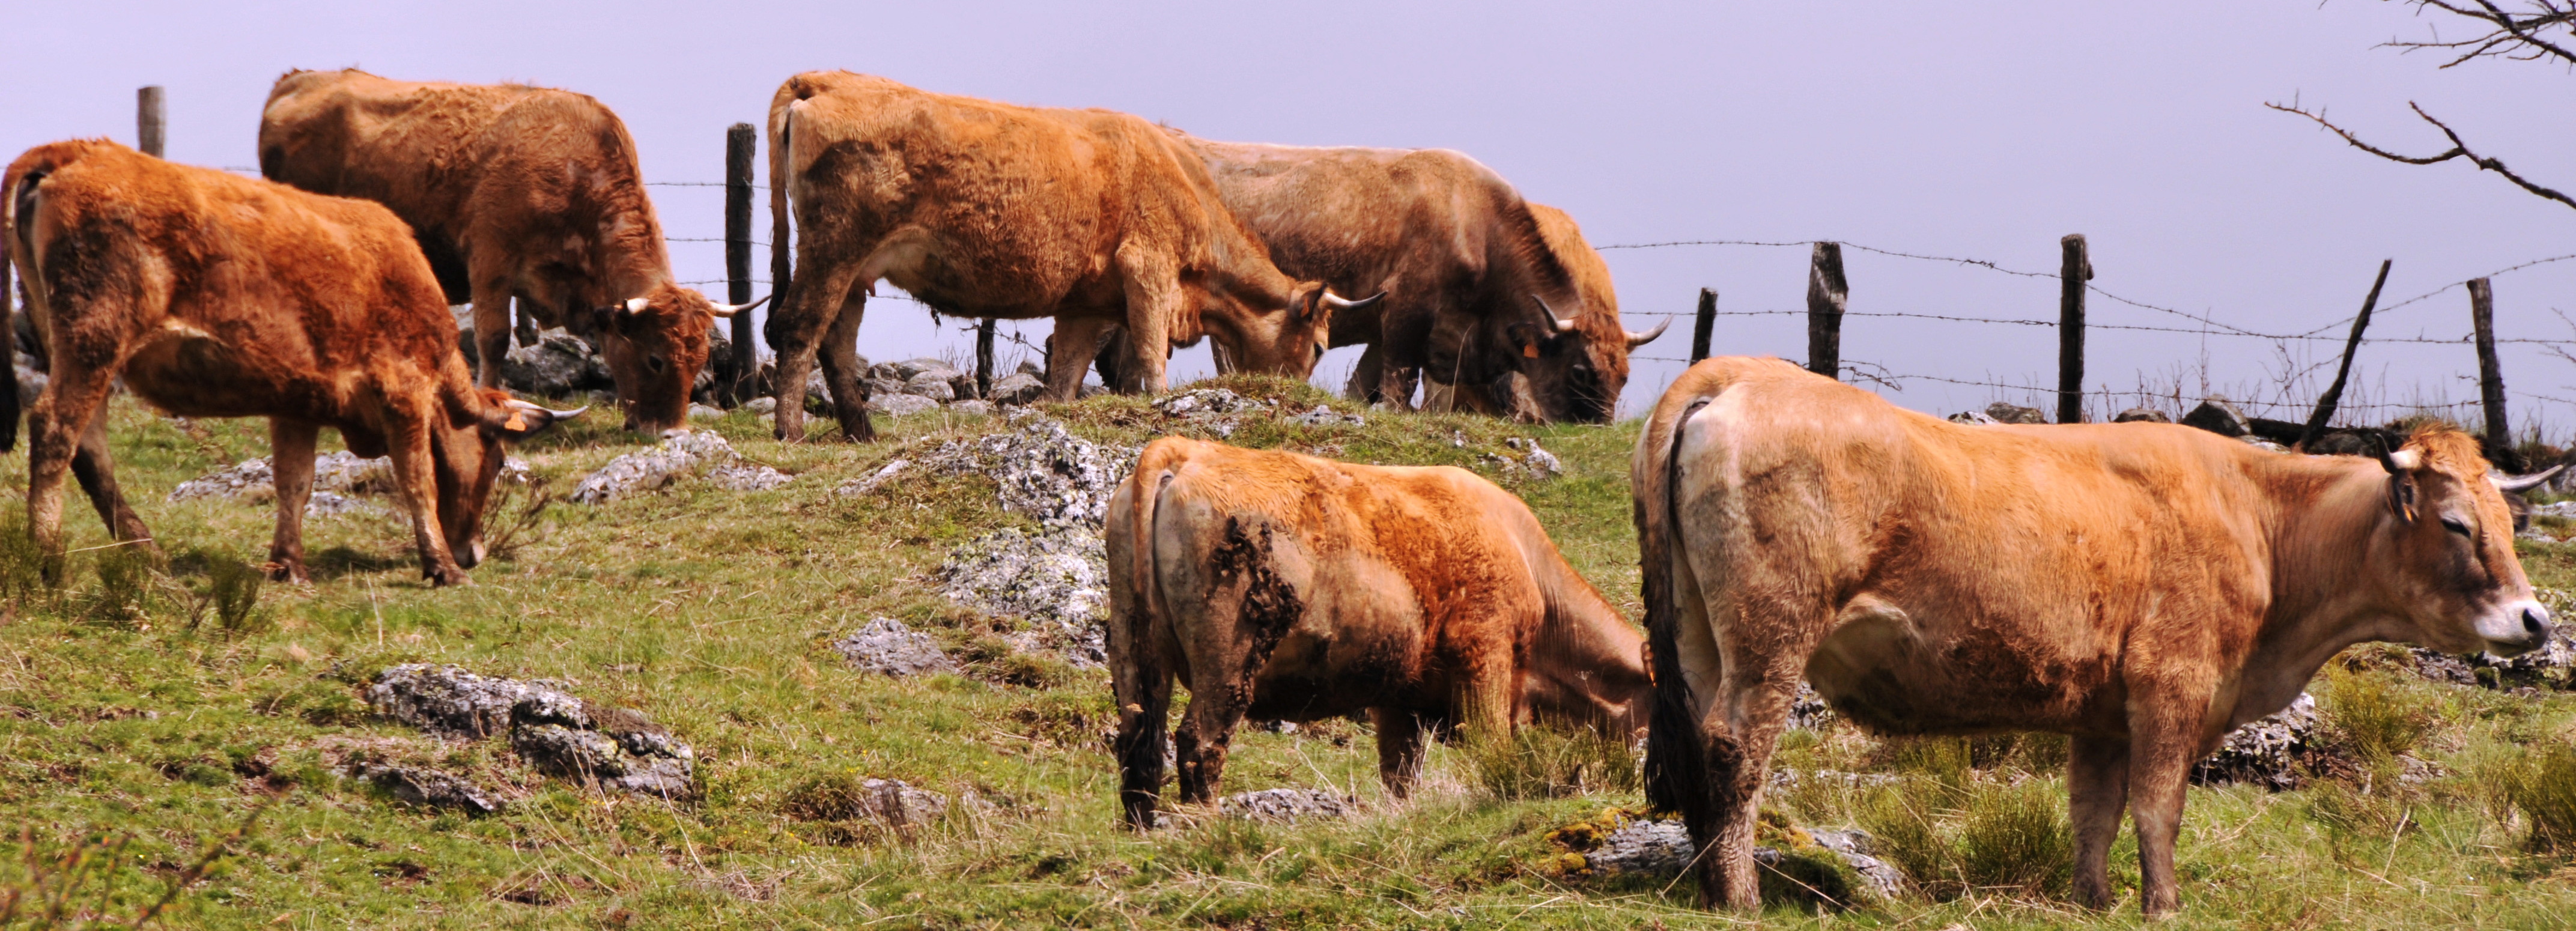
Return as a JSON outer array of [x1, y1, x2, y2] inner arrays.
[[624, 297, 649, 314], [1317, 291, 1385, 312], [2494, 463, 2566, 493], [508, 399, 590, 420], [706, 294, 771, 318], [1625, 318, 1672, 348], [1529, 296, 1579, 333], [2378, 447, 2422, 473]]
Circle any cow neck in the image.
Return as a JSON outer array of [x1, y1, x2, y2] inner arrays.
[[1519, 535, 1648, 720], [2243, 454, 2407, 714]]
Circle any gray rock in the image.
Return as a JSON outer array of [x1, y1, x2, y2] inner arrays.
[[926, 412, 1137, 530], [2181, 397, 2252, 437], [499, 329, 612, 397], [364, 764, 503, 816], [1579, 816, 1904, 900], [903, 374, 957, 402], [368, 664, 562, 739], [1947, 410, 2000, 425], [1985, 402, 2047, 425], [865, 377, 907, 399], [836, 459, 911, 497], [887, 358, 961, 382], [508, 694, 697, 799], [572, 431, 789, 503], [1155, 389, 1274, 417], [2113, 407, 2172, 423], [2190, 691, 2316, 790], [1289, 404, 1365, 427], [746, 397, 778, 415], [1220, 787, 1353, 823], [938, 527, 1110, 666], [857, 778, 950, 831], [1788, 681, 1835, 730], [873, 393, 940, 417], [2409, 593, 2575, 689], [949, 399, 994, 417], [833, 618, 958, 678], [990, 372, 1046, 405], [1805, 828, 1908, 900], [688, 404, 726, 420], [949, 372, 982, 400]]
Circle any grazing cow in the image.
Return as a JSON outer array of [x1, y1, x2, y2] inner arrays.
[[258, 69, 761, 434], [2, 140, 580, 586], [1108, 437, 1650, 828], [764, 73, 1375, 443], [1425, 202, 1663, 422], [1632, 356, 2554, 915], [1172, 137, 1659, 421]]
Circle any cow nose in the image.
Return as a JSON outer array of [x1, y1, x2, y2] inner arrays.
[[2526, 604, 2555, 642]]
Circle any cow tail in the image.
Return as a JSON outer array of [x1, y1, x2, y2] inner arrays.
[[1, 166, 52, 455], [765, 97, 797, 354], [1109, 440, 1182, 828], [1638, 393, 1712, 820]]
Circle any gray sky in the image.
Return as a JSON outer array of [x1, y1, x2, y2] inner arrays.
[[7, 1, 2574, 434]]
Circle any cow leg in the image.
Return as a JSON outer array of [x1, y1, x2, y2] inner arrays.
[[1114, 245, 1176, 395], [1173, 518, 1301, 805], [68, 413, 152, 548], [512, 296, 540, 348], [2069, 735, 2133, 911], [26, 361, 119, 577], [381, 403, 468, 586], [265, 419, 320, 584], [2125, 689, 2210, 917], [1370, 708, 1426, 797], [1044, 316, 1113, 403], [815, 292, 875, 442], [768, 264, 866, 443], [469, 285, 514, 389], [1111, 647, 1174, 829]]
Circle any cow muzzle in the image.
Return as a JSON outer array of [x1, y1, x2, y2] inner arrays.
[[2476, 598, 2556, 657]]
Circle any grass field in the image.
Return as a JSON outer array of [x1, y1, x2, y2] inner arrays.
[[2, 375, 2574, 929]]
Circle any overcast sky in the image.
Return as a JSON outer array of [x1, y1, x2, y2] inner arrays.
[[7, 1, 2574, 434]]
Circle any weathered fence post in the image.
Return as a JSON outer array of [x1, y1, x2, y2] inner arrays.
[[2056, 234, 2092, 423], [724, 122, 756, 406], [2469, 277, 2511, 453], [1806, 243, 1846, 380], [136, 86, 165, 158], [1690, 288, 1716, 363], [2299, 259, 2392, 449], [975, 318, 997, 398]]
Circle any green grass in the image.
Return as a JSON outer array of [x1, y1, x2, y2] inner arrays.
[[0, 375, 2572, 927]]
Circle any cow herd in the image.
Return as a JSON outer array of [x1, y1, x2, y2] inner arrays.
[[0, 69, 2560, 919]]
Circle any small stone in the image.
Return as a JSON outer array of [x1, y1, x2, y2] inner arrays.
[[1984, 402, 2047, 425], [688, 404, 725, 420], [1946, 410, 2000, 425], [2181, 397, 2252, 437], [365, 764, 503, 816], [874, 393, 940, 417], [746, 397, 777, 414], [833, 618, 958, 678], [2190, 692, 2316, 790], [949, 399, 994, 417], [1219, 787, 1353, 823], [836, 459, 911, 497], [573, 431, 789, 503], [904, 374, 958, 402], [2113, 407, 2172, 423], [990, 372, 1046, 405]]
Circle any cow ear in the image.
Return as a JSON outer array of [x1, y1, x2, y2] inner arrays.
[[2377, 444, 2421, 523]]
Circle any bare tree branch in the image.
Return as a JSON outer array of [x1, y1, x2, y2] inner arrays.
[[2384, 0, 2576, 67], [2267, 99, 2576, 210]]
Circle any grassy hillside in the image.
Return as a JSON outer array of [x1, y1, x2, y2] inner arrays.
[[2, 375, 2574, 929]]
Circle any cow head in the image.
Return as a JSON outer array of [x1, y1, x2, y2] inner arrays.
[[430, 391, 585, 569], [2369, 429, 2556, 657], [1218, 282, 1379, 377], [589, 283, 765, 433]]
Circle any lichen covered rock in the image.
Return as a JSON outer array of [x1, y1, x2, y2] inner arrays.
[[2190, 692, 2318, 790], [571, 430, 789, 503], [368, 664, 696, 798], [833, 618, 958, 678], [1220, 788, 1353, 823]]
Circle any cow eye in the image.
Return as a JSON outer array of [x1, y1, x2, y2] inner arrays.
[[2440, 515, 2471, 536], [646, 355, 667, 374]]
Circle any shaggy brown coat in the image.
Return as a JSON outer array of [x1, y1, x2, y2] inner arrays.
[[764, 73, 1357, 442], [1175, 138, 1657, 422], [1109, 437, 1649, 828], [2, 140, 574, 586], [258, 68, 744, 434], [1633, 357, 2554, 915], [1427, 202, 1662, 421]]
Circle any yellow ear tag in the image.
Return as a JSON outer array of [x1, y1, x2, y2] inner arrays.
[[504, 411, 527, 431], [1522, 344, 1539, 359]]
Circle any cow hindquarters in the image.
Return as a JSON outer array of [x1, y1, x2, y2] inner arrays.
[[1172, 516, 1305, 805], [265, 419, 320, 584]]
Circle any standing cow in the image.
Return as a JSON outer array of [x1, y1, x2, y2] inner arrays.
[[258, 69, 761, 434], [1172, 137, 1660, 422], [764, 72, 1376, 443], [1108, 437, 1651, 828], [1423, 202, 1664, 422], [1633, 356, 2555, 915], [2, 141, 579, 586]]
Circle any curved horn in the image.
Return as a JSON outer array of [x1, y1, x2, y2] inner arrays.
[[705, 293, 772, 318], [624, 297, 649, 314], [1624, 317, 1672, 348], [1317, 290, 1386, 312], [1529, 295, 1579, 333], [508, 399, 590, 420], [2493, 463, 2566, 493]]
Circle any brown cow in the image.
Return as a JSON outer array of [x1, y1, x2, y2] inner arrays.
[[1632, 356, 2554, 915], [1108, 437, 1650, 828], [1173, 138, 1660, 422], [2, 140, 579, 586], [258, 69, 761, 434], [1425, 202, 1664, 421], [764, 73, 1375, 443]]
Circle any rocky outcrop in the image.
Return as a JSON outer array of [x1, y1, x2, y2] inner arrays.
[[497, 329, 615, 398], [362, 764, 504, 816], [833, 618, 959, 678], [1220, 788, 1353, 823], [1559, 813, 1906, 900], [1984, 402, 2048, 425], [2113, 407, 2172, 423], [2189, 692, 2318, 790], [916, 412, 1140, 665], [570, 431, 790, 504], [2181, 397, 2252, 437], [368, 664, 696, 799]]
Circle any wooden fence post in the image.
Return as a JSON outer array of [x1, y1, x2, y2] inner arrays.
[[2470, 277, 2511, 454], [1806, 243, 1846, 380], [1690, 288, 1716, 363], [136, 86, 165, 159], [2056, 234, 2091, 423], [975, 318, 997, 398], [2299, 259, 2392, 449], [724, 123, 756, 406]]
